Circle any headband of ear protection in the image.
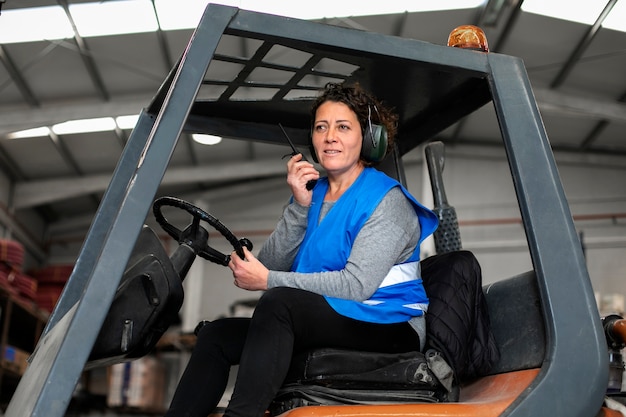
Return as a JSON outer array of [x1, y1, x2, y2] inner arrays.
[[309, 105, 388, 163]]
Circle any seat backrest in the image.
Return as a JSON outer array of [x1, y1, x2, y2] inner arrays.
[[482, 271, 546, 375], [86, 226, 185, 369], [421, 250, 500, 382]]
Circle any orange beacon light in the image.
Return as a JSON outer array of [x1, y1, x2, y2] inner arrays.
[[447, 25, 489, 52]]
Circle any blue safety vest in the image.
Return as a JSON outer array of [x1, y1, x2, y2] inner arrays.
[[291, 168, 438, 323]]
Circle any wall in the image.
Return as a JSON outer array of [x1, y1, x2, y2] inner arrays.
[[3, 142, 625, 322], [408, 144, 626, 306], [182, 143, 626, 323]]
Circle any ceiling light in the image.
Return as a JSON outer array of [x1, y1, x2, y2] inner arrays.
[[192, 134, 222, 145]]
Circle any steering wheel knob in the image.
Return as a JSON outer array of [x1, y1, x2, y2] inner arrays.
[[240, 238, 253, 251]]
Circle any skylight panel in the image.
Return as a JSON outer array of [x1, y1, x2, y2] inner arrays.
[[115, 115, 140, 130], [7, 115, 141, 139], [1, 0, 625, 45], [233, 0, 483, 20], [52, 118, 117, 135], [0, 6, 73, 44], [603, 0, 626, 33], [521, 0, 608, 26], [70, 0, 159, 37], [153, 0, 484, 30], [154, 0, 209, 30], [522, 0, 626, 33], [6, 127, 51, 139]]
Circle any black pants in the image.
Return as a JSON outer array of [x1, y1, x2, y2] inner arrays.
[[164, 287, 420, 417]]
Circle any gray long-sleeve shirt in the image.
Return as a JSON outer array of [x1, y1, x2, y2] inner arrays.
[[258, 186, 426, 347]]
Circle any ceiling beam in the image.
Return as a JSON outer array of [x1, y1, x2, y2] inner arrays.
[[488, 0, 523, 52], [532, 89, 626, 122], [45, 176, 288, 238], [13, 139, 626, 211], [0, 94, 150, 135], [0, 45, 40, 107], [57, 0, 110, 101], [580, 89, 626, 149], [2, 88, 626, 137], [150, 0, 174, 71], [550, 0, 618, 89], [0, 143, 27, 181], [12, 159, 288, 209]]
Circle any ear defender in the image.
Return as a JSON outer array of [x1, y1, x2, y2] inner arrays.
[[361, 105, 388, 163]]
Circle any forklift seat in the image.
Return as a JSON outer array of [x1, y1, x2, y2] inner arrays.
[[272, 267, 545, 417]]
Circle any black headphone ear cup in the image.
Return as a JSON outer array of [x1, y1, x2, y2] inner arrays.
[[361, 123, 388, 162]]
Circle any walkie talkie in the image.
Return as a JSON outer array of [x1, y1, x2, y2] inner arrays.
[[279, 124, 317, 191]]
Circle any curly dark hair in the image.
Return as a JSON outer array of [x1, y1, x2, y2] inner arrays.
[[310, 82, 398, 166]]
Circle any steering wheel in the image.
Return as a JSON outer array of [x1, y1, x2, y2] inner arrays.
[[153, 196, 253, 266]]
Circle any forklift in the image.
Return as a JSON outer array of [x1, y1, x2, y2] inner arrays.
[[6, 4, 626, 416]]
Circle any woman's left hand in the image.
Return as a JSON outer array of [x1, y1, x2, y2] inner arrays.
[[228, 247, 269, 291]]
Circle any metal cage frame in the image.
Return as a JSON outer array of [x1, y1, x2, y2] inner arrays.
[[6, 5, 606, 416]]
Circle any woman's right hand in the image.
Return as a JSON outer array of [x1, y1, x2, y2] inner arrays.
[[228, 247, 268, 291], [287, 153, 318, 206]]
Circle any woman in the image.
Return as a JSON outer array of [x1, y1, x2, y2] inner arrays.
[[164, 82, 438, 417]]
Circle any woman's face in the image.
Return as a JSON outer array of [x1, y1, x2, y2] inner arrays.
[[312, 101, 363, 175]]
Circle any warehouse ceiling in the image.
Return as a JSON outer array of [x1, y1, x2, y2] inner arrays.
[[0, 0, 626, 260]]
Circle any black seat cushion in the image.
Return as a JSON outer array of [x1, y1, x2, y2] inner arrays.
[[283, 348, 440, 390], [271, 349, 450, 415]]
